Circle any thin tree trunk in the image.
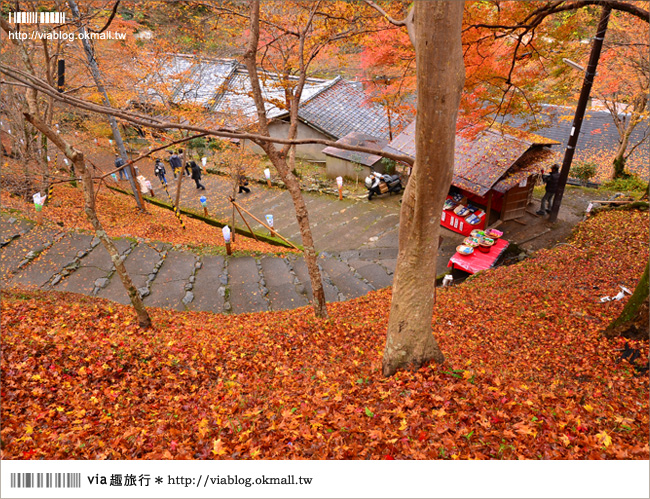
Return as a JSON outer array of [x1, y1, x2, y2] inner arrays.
[[612, 102, 645, 179], [242, 0, 327, 318], [24, 111, 152, 329], [382, 1, 465, 376], [68, 0, 144, 211]]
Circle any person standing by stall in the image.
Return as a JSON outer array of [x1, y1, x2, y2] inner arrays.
[[537, 164, 560, 215]]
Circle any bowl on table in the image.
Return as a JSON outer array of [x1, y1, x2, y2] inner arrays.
[[463, 237, 480, 248], [456, 245, 474, 256]]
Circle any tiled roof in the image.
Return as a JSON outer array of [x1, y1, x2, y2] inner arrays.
[[137, 54, 332, 124], [383, 122, 558, 196], [492, 147, 559, 194], [297, 79, 398, 140], [505, 105, 649, 175], [322, 132, 389, 166], [211, 68, 333, 124]]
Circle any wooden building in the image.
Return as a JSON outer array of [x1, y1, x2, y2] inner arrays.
[[383, 122, 560, 227]]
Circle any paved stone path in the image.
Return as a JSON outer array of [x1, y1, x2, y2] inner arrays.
[[0, 189, 404, 314], [162, 170, 403, 253]]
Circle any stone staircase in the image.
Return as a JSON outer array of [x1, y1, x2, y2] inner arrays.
[[1, 214, 397, 314]]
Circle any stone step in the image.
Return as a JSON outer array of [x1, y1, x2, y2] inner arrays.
[[345, 258, 394, 290], [144, 250, 198, 310], [188, 255, 226, 312], [0, 216, 33, 245], [53, 238, 133, 295], [318, 256, 373, 300], [226, 256, 268, 314], [287, 255, 339, 303], [96, 242, 169, 304], [259, 256, 309, 311], [362, 227, 399, 249], [9, 233, 95, 289], [0, 226, 60, 281]]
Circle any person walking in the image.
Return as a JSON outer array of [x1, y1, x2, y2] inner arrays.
[[168, 150, 182, 180], [238, 174, 250, 194], [115, 154, 129, 180], [154, 159, 167, 185], [537, 164, 560, 215], [189, 159, 206, 190]]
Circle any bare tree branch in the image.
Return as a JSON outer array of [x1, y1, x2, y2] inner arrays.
[[89, 0, 121, 34], [0, 63, 415, 165]]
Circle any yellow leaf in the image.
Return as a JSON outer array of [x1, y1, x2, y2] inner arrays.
[[462, 370, 472, 380], [559, 434, 571, 447], [198, 418, 209, 438], [596, 431, 612, 448], [212, 438, 227, 456], [583, 404, 593, 413], [432, 408, 447, 418], [398, 419, 408, 431], [25, 425, 33, 435]]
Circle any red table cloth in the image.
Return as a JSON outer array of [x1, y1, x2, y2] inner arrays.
[[448, 238, 510, 274]]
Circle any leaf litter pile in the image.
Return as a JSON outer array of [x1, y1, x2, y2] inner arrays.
[[1, 210, 648, 459]]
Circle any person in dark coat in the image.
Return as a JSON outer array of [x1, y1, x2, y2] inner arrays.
[[168, 151, 182, 179], [154, 159, 167, 185], [189, 159, 205, 190], [537, 164, 561, 215], [238, 174, 250, 194], [115, 155, 129, 180]]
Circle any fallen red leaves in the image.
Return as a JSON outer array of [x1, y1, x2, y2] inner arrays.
[[1, 210, 648, 459], [1, 184, 295, 256]]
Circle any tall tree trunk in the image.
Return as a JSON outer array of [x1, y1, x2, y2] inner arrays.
[[68, 0, 144, 211], [242, 0, 327, 318], [605, 261, 649, 340], [382, 1, 465, 376], [24, 112, 153, 329]]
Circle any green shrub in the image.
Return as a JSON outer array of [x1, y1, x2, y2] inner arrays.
[[188, 137, 207, 150], [570, 161, 597, 184], [207, 139, 224, 151], [603, 174, 648, 193], [381, 158, 397, 175]]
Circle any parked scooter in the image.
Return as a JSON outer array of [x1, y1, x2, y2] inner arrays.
[[365, 171, 402, 200]]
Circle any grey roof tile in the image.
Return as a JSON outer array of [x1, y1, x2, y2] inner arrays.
[[298, 79, 402, 140]]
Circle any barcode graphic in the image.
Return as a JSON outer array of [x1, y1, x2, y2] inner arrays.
[[10, 473, 81, 488], [8, 12, 67, 24]]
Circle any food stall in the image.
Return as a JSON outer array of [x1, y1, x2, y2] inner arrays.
[[441, 129, 559, 234], [383, 122, 560, 235], [448, 228, 510, 274]]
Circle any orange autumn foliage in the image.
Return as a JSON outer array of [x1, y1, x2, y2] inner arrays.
[[1, 209, 647, 459]]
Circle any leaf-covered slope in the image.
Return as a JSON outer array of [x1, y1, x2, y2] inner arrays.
[[1, 210, 648, 459]]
